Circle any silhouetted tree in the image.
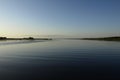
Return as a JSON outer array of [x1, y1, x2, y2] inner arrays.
[[0, 37, 7, 40], [28, 37, 34, 40]]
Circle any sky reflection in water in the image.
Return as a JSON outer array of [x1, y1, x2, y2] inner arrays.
[[0, 40, 120, 80]]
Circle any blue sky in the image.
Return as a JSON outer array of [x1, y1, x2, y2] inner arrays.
[[0, 0, 120, 38]]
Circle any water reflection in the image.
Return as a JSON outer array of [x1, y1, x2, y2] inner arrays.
[[0, 40, 120, 79], [0, 40, 45, 46]]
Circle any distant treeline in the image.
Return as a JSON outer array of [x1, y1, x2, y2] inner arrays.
[[82, 36, 120, 41], [0, 37, 52, 40], [0, 37, 7, 40], [0, 37, 34, 40], [64, 36, 120, 41]]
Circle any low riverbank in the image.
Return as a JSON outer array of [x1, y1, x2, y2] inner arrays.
[[0, 37, 52, 41], [64, 36, 120, 41], [81, 37, 120, 41]]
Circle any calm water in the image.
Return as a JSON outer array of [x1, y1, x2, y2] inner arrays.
[[0, 40, 120, 80]]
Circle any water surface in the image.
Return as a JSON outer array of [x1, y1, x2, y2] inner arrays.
[[0, 40, 120, 80]]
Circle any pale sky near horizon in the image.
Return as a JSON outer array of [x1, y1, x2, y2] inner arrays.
[[0, 0, 120, 38]]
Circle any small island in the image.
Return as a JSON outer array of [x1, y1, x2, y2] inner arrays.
[[0, 37, 52, 41]]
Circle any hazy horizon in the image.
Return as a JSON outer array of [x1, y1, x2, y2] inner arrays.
[[0, 0, 120, 38]]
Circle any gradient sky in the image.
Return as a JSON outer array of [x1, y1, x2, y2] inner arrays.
[[0, 0, 120, 38]]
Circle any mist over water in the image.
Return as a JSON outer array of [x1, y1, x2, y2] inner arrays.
[[0, 40, 120, 80]]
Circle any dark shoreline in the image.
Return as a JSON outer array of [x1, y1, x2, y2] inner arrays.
[[0, 37, 52, 41], [1, 36, 120, 41], [64, 36, 120, 41], [81, 36, 120, 41]]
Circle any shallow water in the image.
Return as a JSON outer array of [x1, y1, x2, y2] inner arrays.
[[0, 40, 120, 80]]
